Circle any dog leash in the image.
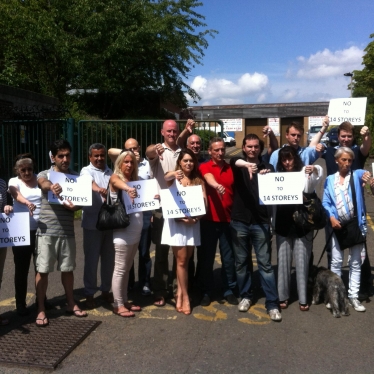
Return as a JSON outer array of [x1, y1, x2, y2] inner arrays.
[[316, 230, 334, 266]]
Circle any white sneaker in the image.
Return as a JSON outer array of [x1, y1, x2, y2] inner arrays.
[[325, 303, 332, 309], [268, 309, 282, 321], [349, 298, 366, 312], [238, 298, 251, 312]]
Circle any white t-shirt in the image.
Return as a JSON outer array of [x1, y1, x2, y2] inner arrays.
[[8, 176, 42, 230]]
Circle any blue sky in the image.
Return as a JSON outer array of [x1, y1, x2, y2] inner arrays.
[[187, 0, 374, 105]]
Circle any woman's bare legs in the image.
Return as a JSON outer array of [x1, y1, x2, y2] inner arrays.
[[173, 246, 194, 314]]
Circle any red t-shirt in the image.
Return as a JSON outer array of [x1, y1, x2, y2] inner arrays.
[[199, 160, 234, 222]]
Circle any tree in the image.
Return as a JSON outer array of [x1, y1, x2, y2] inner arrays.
[[0, 0, 216, 117]]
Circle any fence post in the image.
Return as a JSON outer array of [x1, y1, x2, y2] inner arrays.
[[66, 118, 76, 171]]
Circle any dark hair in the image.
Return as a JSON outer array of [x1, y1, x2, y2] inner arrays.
[[175, 148, 203, 186], [88, 143, 106, 156], [286, 121, 304, 135], [277, 146, 303, 172], [242, 134, 262, 158], [209, 137, 224, 148], [50, 139, 72, 157]]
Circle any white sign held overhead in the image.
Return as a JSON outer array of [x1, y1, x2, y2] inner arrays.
[[0, 213, 30, 247], [258, 172, 304, 205], [47, 171, 92, 206], [268, 118, 280, 136], [122, 179, 160, 213], [221, 119, 242, 132], [160, 182, 206, 218], [327, 98, 367, 126]]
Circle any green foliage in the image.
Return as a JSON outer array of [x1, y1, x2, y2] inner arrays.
[[0, 0, 216, 117], [195, 129, 216, 151]]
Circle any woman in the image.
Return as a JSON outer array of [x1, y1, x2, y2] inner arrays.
[[274, 146, 322, 311], [8, 154, 41, 316], [322, 147, 370, 312], [109, 150, 143, 317], [162, 149, 206, 315], [0, 175, 13, 326]]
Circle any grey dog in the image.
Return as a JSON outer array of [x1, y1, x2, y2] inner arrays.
[[310, 266, 350, 318]]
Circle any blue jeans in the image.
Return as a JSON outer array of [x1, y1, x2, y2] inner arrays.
[[198, 220, 236, 298], [230, 220, 279, 310]]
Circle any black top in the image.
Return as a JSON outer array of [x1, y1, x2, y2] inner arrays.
[[323, 145, 367, 176], [230, 157, 273, 225]]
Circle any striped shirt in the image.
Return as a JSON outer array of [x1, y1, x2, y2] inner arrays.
[[36, 168, 77, 237]]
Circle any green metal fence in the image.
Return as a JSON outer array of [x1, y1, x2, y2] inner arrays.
[[76, 119, 224, 171]]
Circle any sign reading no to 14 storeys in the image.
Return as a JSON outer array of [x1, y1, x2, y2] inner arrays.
[[258, 172, 304, 205], [328, 97, 367, 126], [122, 179, 160, 213], [48, 171, 92, 206], [160, 183, 206, 218], [0, 212, 30, 247]]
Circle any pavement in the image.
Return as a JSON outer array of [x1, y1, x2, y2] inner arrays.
[[1, 153, 374, 373]]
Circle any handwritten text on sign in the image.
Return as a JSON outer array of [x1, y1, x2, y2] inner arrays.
[[48, 171, 92, 206], [328, 98, 367, 126], [160, 183, 206, 218], [0, 213, 30, 247], [258, 172, 304, 205], [122, 179, 160, 213]]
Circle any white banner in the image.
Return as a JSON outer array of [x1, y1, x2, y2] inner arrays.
[[0, 213, 30, 247], [258, 172, 304, 205], [268, 118, 280, 136], [328, 98, 367, 126], [48, 171, 92, 206], [160, 183, 206, 218], [308, 116, 325, 128], [122, 179, 160, 213], [221, 118, 242, 132]]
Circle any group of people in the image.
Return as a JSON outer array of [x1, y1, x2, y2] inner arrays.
[[0, 116, 372, 326]]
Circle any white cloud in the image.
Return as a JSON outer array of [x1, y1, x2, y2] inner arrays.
[[294, 46, 363, 79], [190, 72, 269, 104]]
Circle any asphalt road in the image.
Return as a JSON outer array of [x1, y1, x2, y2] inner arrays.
[[1, 155, 374, 373]]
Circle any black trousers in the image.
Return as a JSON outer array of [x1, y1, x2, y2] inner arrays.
[[12, 230, 36, 308]]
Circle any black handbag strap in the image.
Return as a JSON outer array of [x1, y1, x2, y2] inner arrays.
[[104, 181, 125, 205], [349, 172, 358, 217]]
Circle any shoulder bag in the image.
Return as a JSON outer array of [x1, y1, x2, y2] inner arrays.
[[96, 186, 130, 231]]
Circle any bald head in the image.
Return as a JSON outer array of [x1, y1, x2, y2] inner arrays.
[[124, 138, 139, 151], [187, 134, 202, 156], [161, 119, 179, 148]]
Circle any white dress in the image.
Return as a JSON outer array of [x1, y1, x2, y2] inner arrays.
[[161, 217, 200, 246]]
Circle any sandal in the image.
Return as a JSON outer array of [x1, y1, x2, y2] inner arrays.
[[113, 308, 135, 318], [66, 307, 88, 318], [35, 316, 49, 327], [124, 303, 141, 312], [299, 303, 309, 311], [279, 300, 288, 309], [153, 296, 166, 307]]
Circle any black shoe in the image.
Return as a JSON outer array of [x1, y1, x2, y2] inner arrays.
[[200, 294, 211, 307], [225, 294, 239, 305], [17, 305, 30, 316]]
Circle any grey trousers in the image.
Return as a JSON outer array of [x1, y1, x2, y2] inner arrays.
[[83, 229, 115, 296], [276, 232, 313, 305]]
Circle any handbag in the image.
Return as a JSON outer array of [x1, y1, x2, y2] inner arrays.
[[293, 192, 327, 232], [96, 186, 130, 231], [333, 173, 365, 249]]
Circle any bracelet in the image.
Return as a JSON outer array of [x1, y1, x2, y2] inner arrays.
[[319, 130, 325, 134]]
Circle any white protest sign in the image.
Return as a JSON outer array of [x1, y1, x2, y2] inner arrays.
[[328, 98, 367, 126], [160, 183, 206, 218], [48, 171, 92, 206], [268, 118, 280, 136], [258, 172, 304, 205], [122, 179, 160, 213], [221, 118, 242, 132], [0, 213, 30, 247]]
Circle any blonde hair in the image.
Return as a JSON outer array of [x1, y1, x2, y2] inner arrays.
[[113, 151, 138, 181]]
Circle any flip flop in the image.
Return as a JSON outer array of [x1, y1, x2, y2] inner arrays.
[[299, 304, 309, 311], [66, 308, 88, 318], [153, 297, 166, 307], [280, 300, 288, 309], [35, 316, 49, 327], [125, 304, 141, 312], [113, 309, 135, 318]]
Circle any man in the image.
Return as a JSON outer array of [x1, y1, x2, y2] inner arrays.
[[108, 138, 153, 296], [198, 137, 237, 306], [269, 121, 322, 170], [230, 134, 281, 321], [313, 117, 372, 300], [35, 139, 87, 326], [146, 120, 181, 306], [177, 119, 207, 164], [80, 143, 114, 309]]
